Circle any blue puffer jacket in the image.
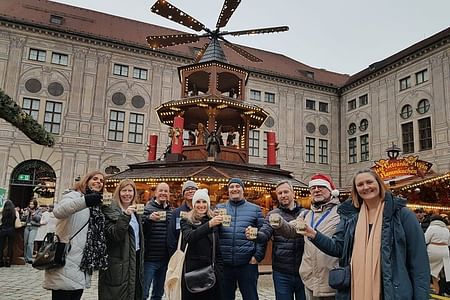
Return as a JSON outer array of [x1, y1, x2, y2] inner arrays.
[[312, 192, 430, 300], [216, 199, 266, 266]]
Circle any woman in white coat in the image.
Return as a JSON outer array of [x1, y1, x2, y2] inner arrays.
[[425, 214, 450, 294]]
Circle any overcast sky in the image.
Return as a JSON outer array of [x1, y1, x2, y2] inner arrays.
[[52, 0, 450, 75]]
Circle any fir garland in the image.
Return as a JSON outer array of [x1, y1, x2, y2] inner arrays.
[[0, 89, 55, 147]]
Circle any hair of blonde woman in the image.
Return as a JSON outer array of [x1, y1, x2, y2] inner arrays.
[[351, 169, 387, 208], [73, 170, 105, 194], [186, 201, 214, 225], [113, 179, 138, 210]]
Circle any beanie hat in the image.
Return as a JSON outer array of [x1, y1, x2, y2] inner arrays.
[[192, 188, 210, 208], [182, 180, 198, 194], [308, 173, 339, 197], [228, 178, 245, 189]]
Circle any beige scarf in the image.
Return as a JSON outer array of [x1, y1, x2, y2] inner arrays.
[[351, 200, 384, 300]]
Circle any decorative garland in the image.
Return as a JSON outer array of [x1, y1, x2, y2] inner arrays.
[[0, 89, 55, 147]]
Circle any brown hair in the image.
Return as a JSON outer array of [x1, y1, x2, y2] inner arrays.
[[351, 169, 387, 208], [113, 179, 138, 209], [73, 170, 105, 194]]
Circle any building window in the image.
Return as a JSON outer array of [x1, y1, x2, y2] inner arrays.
[[108, 110, 125, 141], [128, 113, 144, 144], [44, 101, 62, 134], [415, 69, 428, 85], [400, 104, 413, 119], [264, 92, 275, 103], [319, 102, 329, 113], [359, 119, 369, 131], [133, 67, 148, 80], [399, 76, 411, 91], [249, 130, 260, 157], [360, 134, 369, 161], [29, 49, 46, 62], [51, 52, 68, 65], [50, 15, 64, 25], [417, 99, 430, 114], [359, 94, 368, 106], [113, 64, 129, 77], [401, 122, 414, 154], [306, 99, 315, 110], [348, 123, 356, 135], [305, 71, 314, 79], [348, 99, 356, 111], [262, 131, 268, 158], [305, 137, 315, 163], [250, 90, 261, 101], [319, 139, 328, 164], [349, 138, 357, 163], [22, 98, 40, 120], [418, 117, 432, 150]]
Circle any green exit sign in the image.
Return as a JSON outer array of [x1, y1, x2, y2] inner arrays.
[[18, 174, 30, 181]]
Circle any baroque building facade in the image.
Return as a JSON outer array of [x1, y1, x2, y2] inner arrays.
[[0, 0, 448, 204]]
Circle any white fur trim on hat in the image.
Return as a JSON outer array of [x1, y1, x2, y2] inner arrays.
[[308, 179, 332, 191], [192, 188, 210, 208]]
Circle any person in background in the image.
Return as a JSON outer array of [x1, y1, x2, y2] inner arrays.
[[43, 170, 108, 300], [167, 180, 198, 256], [297, 169, 429, 299], [180, 188, 223, 300], [22, 198, 42, 263], [99, 179, 144, 300], [0, 199, 21, 267], [415, 207, 431, 233], [247, 180, 306, 300], [425, 214, 450, 295], [142, 182, 172, 300], [35, 205, 57, 250], [215, 178, 266, 300]]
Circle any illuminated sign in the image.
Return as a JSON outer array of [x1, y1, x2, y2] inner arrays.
[[372, 155, 432, 180]]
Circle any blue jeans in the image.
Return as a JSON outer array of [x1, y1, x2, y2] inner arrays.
[[273, 270, 306, 300], [143, 260, 168, 300], [23, 226, 37, 262], [222, 263, 259, 300]]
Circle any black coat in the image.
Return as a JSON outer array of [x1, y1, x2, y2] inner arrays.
[[180, 216, 223, 300]]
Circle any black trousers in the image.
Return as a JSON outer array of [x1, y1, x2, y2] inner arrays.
[[0, 227, 15, 258], [52, 289, 84, 300]]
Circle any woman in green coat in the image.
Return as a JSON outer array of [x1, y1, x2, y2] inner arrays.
[[99, 179, 144, 300]]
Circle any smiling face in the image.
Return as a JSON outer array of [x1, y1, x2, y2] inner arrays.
[[119, 184, 135, 209], [228, 183, 244, 201], [276, 183, 295, 209], [354, 172, 381, 203], [184, 187, 197, 202], [194, 199, 208, 215], [155, 183, 170, 204], [309, 185, 331, 204], [88, 173, 104, 192]]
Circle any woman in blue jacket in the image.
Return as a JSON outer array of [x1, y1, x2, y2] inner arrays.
[[299, 169, 429, 300]]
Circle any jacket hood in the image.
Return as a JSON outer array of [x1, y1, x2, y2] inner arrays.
[[430, 219, 447, 228]]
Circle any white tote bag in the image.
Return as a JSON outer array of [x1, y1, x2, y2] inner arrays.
[[164, 233, 188, 300]]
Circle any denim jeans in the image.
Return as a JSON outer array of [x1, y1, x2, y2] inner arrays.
[[143, 260, 168, 300], [23, 225, 37, 262], [272, 270, 306, 300], [221, 263, 259, 300]]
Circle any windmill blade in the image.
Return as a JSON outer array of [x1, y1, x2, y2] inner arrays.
[[151, 0, 206, 32], [194, 42, 211, 63], [216, 0, 241, 29], [223, 42, 262, 62], [146, 34, 200, 48], [225, 26, 289, 37]]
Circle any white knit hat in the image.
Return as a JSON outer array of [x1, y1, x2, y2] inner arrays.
[[192, 188, 210, 208]]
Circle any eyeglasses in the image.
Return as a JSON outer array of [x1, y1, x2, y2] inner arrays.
[[309, 186, 327, 192], [185, 187, 197, 192]]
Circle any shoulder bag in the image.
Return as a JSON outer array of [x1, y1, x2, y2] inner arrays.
[[184, 231, 217, 293], [164, 232, 189, 300], [329, 265, 351, 290], [32, 220, 89, 270]]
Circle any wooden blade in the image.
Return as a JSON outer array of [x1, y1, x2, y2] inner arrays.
[[146, 34, 200, 48], [194, 42, 210, 63], [226, 26, 289, 36], [216, 0, 241, 29], [224, 42, 262, 62], [150, 0, 206, 32]]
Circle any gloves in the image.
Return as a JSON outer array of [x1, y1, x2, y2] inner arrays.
[[84, 192, 102, 207]]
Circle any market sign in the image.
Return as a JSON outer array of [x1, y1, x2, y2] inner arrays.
[[372, 155, 433, 180]]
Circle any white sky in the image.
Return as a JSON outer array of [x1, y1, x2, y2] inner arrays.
[[52, 0, 450, 75]]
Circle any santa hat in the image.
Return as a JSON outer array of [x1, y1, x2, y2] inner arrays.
[[308, 173, 340, 197], [192, 188, 210, 208]]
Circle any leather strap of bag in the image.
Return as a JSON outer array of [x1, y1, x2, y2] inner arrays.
[[211, 231, 215, 268], [69, 219, 89, 242]]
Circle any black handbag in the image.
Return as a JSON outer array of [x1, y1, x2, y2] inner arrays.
[[184, 231, 217, 293], [32, 220, 88, 270], [328, 265, 351, 290]]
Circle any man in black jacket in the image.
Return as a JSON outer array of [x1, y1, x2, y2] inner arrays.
[[142, 182, 172, 300], [246, 180, 306, 300]]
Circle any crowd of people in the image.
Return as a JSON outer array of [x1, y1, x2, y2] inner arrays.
[[0, 168, 446, 299]]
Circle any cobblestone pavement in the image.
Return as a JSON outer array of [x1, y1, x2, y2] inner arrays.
[[0, 264, 275, 300]]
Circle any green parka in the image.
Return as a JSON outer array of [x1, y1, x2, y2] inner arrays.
[[99, 203, 144, 300]]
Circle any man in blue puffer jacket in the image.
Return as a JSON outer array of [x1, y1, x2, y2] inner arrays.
[[215, 178, 266, 300]]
